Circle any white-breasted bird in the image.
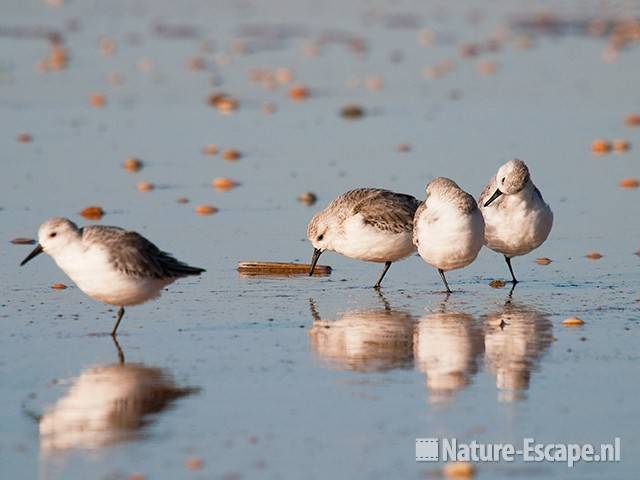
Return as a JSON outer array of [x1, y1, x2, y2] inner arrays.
[[20, 217, 205, 335], [307, 188, 420, 288], [413, 177, 485, 293], [479, 159, 553, 283]]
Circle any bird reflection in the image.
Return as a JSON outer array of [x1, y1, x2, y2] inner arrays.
[[482, 300, 553, 402], [413, 303, 484, 404], [308, 296, 415, 372], [39, 337, 198, 453]]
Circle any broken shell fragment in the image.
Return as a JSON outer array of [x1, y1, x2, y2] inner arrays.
[[17, 133, 33, 143], [212, 177, 237, 191], [562, 317, 585, 326], [207, 93, 239, 112], [136, 181, 154, 192], [619, 177, 639, 189], [80, 206, 105, 220], [535, 257, 552, 265], [340, 104, 365, 119], [624, 113, 640, 127], [195, 204, 218, 216], [613, 140, 630, 152], [222, 149, 241, 161], [288, 85, 310, 101], [297, 192, 317, 205], [89, 93, 106, 108], [10, 237, 36, 245], [590, 139, 611, 154], [442, 461, 475, 479], [123, 157, 143, 172], [202, 144, 218, 156]]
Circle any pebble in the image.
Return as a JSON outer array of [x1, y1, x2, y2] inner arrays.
[[585, 251, 603, 260], [51, 283, 67, 290], [489, 279, 506, 288]]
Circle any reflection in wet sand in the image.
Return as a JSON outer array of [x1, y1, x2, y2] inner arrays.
[[308, 299, 414, 372], [413, 311, 484, 404], [483, 301, 553, 402], [39, 339, 197, 453]]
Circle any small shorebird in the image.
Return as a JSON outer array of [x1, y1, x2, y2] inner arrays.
[[413, 178, 485, 293], [20, 218, 205, 336], [307, 188, 420, 288], [479, 159, 553, 283]]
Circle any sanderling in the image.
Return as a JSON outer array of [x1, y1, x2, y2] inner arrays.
[[20, 217, 205, 336], [307, 188, 420, 288], [479, 159, 553, 283], [413, 178, 485, 293]]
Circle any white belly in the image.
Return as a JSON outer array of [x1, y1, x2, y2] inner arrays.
[[331, 214, 416, 263], [415, 210, 484, 271], [481, 196, 553, 257], [53, 245, 171, 306]]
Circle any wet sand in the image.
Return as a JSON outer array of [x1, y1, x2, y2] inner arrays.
[[1, 1, 639, 479]]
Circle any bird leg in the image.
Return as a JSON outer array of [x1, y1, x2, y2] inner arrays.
[[504, 256, 518, 284], [373, 261, 392, 289], [438, 269, 453, 294], [111, 307, 125, 336]]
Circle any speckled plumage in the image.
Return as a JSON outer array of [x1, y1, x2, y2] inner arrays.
[[308, 188, 420, 239], [82, 225, 205, 279], [307, 188, 421, 287]]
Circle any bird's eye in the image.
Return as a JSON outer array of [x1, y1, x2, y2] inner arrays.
[[49, 232, 57, 238], [317, 234, 324, 241], [501, 177, 506, 184]]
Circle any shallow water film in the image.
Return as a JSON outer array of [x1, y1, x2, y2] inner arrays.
[[1, 1, 640, 479]]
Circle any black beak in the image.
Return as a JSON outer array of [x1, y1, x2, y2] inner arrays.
[[309, 248, 323, 276], [20, 243, 44, 266], [484, 188, 503, 207]]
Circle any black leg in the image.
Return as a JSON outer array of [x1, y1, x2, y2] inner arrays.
[[504, 256, 518, 284], [438, 269, 452, 294], [111, 307, 125, 337], [373, 261, 392, 289]]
